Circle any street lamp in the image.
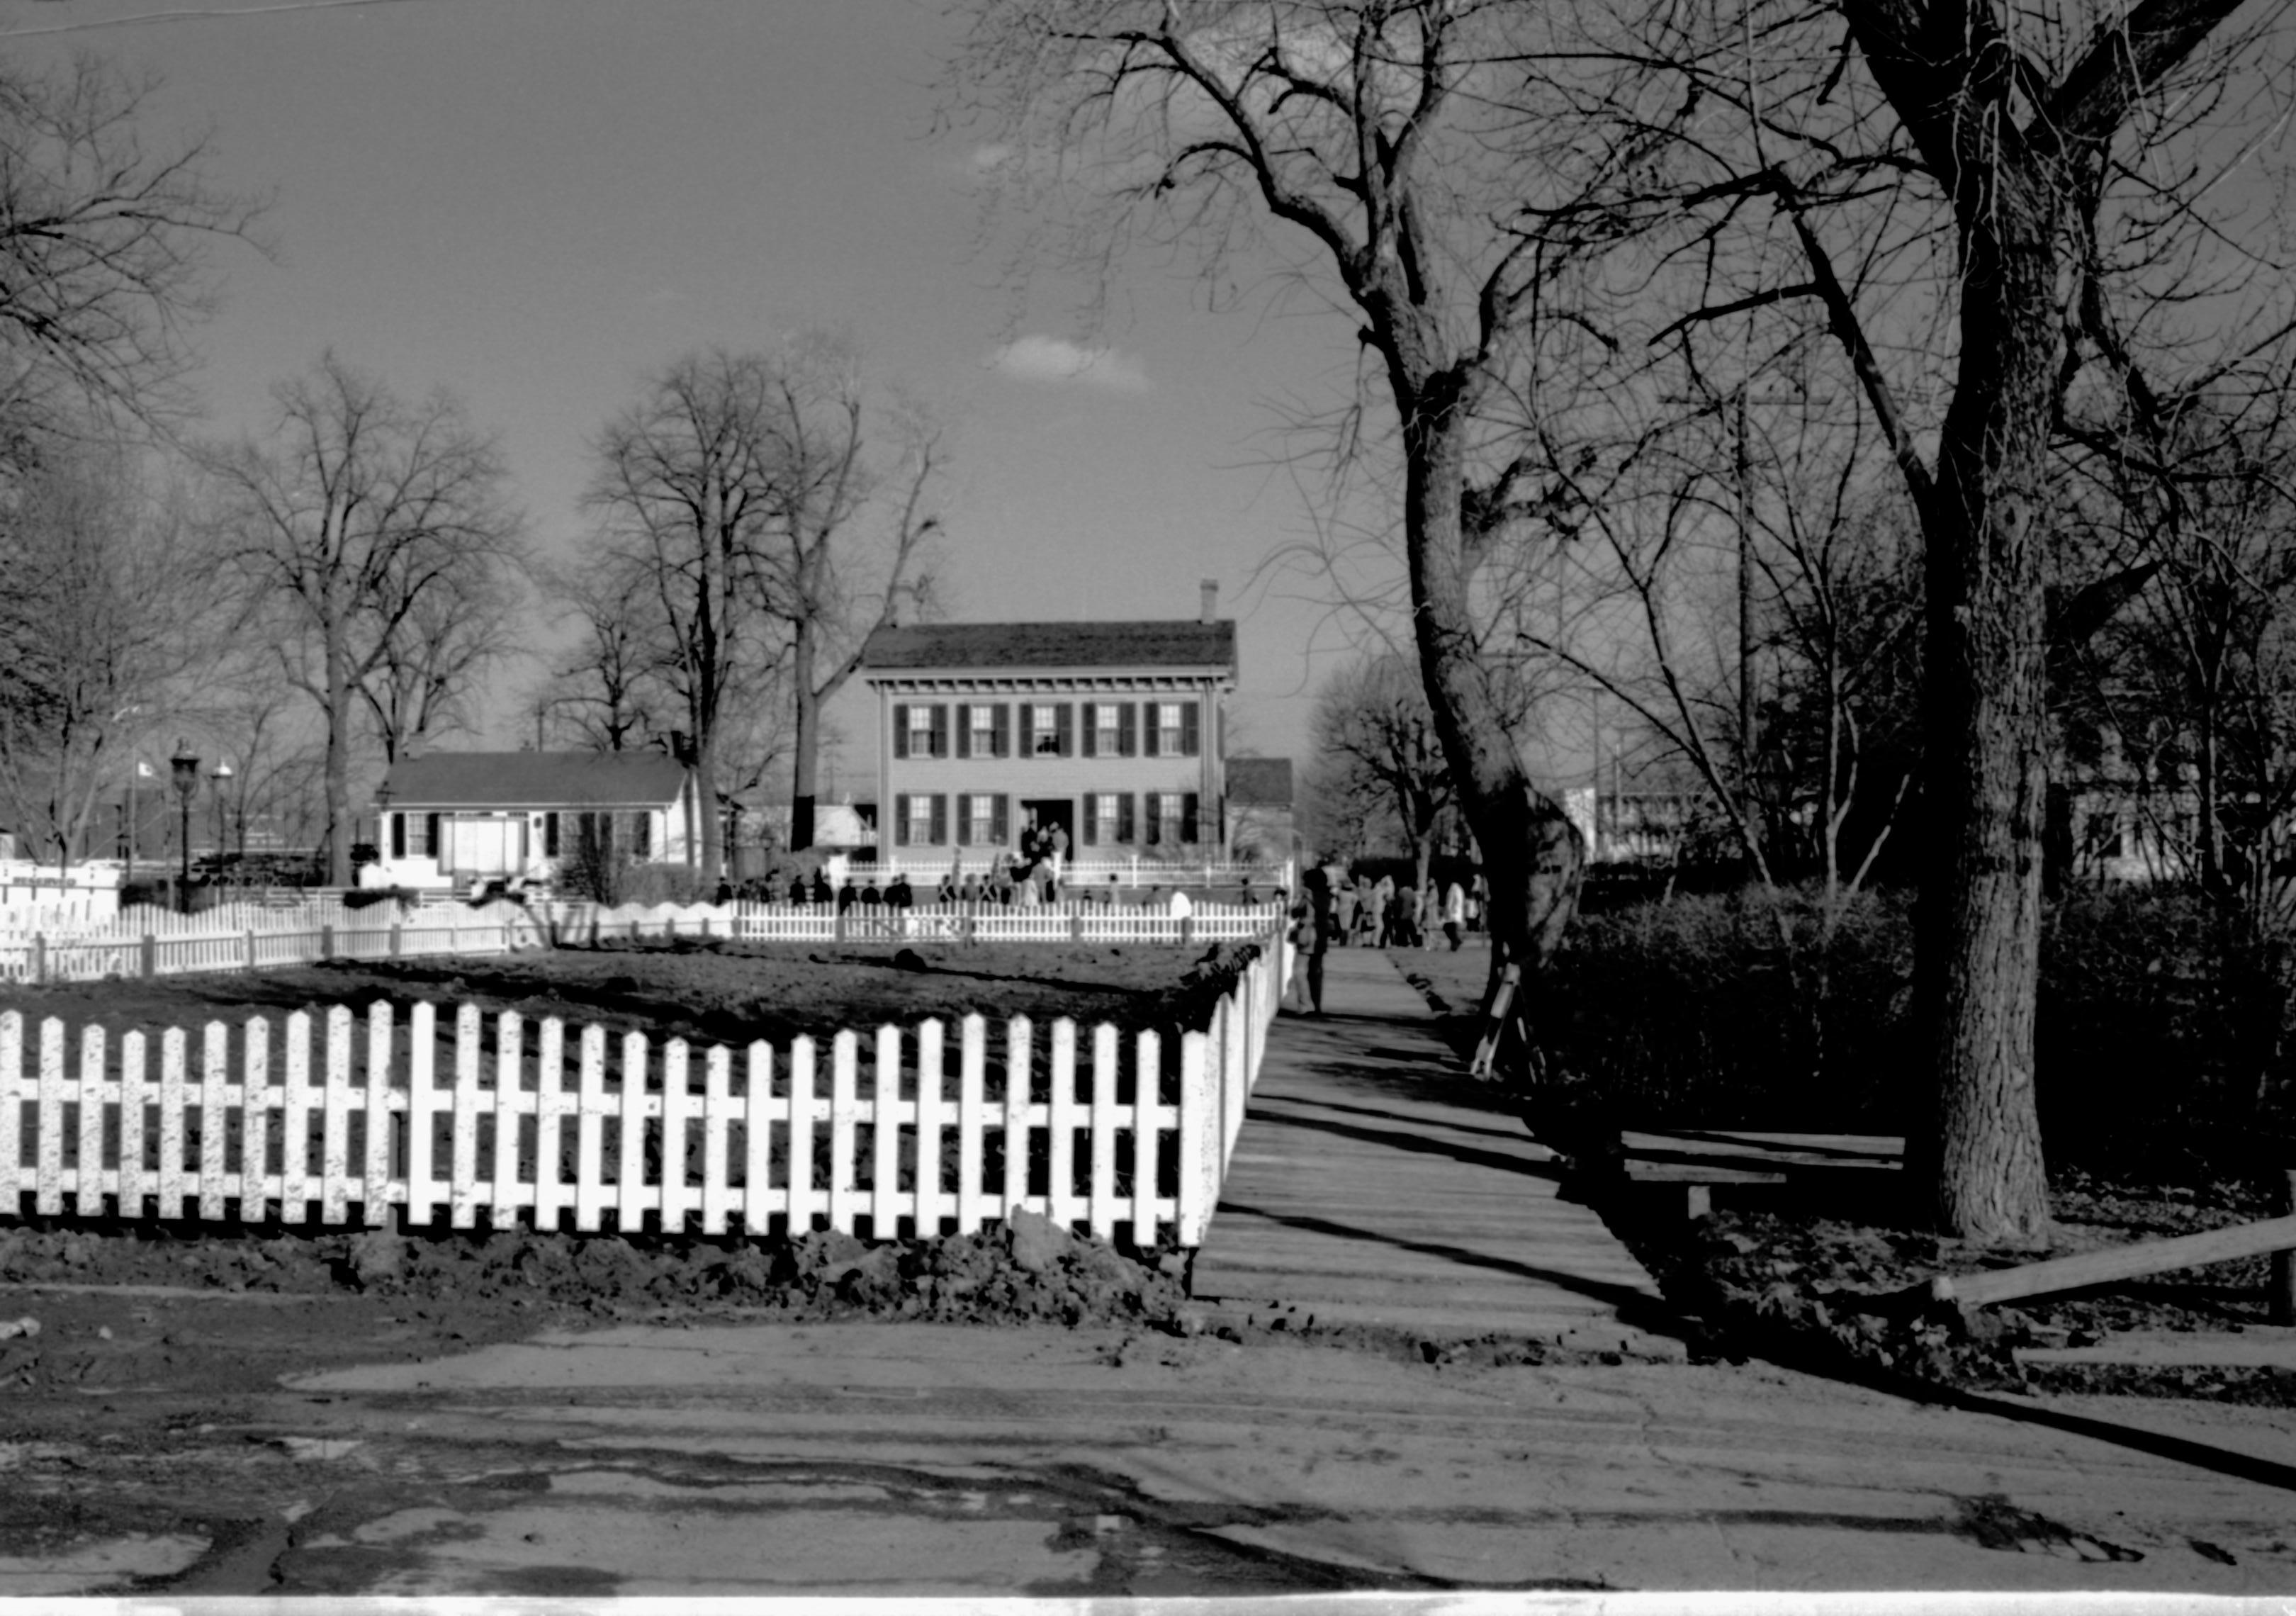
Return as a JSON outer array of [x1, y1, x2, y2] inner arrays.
[[169, 740, 200, 910]]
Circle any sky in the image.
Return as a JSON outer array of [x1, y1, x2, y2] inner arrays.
[[4, 0, 1405, 799]]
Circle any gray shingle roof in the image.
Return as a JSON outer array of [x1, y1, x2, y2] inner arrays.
[[381, 751, 687, 809], [1227, 756, 1295, 807], [862, 619, 1237, 675]]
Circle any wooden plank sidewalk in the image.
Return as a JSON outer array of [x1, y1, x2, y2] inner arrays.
[[1188, 948, 1679, 1352]]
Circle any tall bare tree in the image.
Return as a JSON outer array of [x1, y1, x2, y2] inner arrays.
[[750, 335, 943, 853], [203, 353, 528, 885], [953, 1, 1597, 1053], [584, 349, 786, 877]]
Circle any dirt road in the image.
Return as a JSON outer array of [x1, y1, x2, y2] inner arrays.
[[6, 1307, 2295, 1596]]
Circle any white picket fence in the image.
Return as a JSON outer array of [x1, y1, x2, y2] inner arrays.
[[0, 937, 1285, 1248], [0, 902, 541, 985]]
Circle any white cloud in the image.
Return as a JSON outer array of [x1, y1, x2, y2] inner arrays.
[[989, 335, 1150, 393]]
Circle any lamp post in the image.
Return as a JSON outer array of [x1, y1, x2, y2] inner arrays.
[[169, 741, 200, 911]]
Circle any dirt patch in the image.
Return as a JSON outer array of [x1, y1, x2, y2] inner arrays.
[[0, 939, 1253, 1051], [0, 1210, 1188, 1406]]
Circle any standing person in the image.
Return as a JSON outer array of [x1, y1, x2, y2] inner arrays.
[[1366, 873, 1392, 948], [1047, 821, 1069, 891], [1289, 859, 1334, 1015], [1333, 877, 1358, 948], [1443, 877, 1467, 950]]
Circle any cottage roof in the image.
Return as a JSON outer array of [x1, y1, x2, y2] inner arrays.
[[862, 619, 1237, 676], [381, 751, 687, 809], [1227, 756, 1295, 807]]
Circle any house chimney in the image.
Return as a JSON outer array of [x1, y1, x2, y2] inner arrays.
[[1200, 578, 1219, 623]]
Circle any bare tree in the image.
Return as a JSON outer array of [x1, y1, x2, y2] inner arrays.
[[749, 335, 943, 853], [1311, 653, 1458, 894], [0, 443, 222, 866], [952, 1, 1601, 1056], [203, 352, 528, 885], [584, 349, 786, 877], [528, 549, 678, 753], [0, 53, 264, 445]]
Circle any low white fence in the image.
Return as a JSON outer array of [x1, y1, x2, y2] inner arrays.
[[1, 897, 1288, 982], [0, 938, 1283, 1248], [845, 854, 1293, 891]]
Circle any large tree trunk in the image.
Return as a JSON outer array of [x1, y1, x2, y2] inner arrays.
[[791, 624, 819, 853], [1400, 392, 1582, 1075], [324, 632, 353, 888], [1907, 186, 2055, 1240]]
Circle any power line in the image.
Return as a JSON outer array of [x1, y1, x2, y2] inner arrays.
[[0, 0, 441, 39]]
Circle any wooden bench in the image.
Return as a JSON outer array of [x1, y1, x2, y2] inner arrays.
[[1620, 1130, 1906, 1218]]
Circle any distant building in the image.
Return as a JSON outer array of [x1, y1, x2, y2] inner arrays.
[[859, 585, 1239, 867], [367, 750, 698, 889]]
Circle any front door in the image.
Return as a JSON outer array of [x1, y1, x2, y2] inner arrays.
[[1019, 797, 1073, 856]]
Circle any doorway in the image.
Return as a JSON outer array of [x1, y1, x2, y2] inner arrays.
[[1019, 797, 1074, 854]]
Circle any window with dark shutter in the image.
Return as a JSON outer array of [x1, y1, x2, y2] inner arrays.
[[892, 703, 910, 760], [1181, 701, 1201, 757]]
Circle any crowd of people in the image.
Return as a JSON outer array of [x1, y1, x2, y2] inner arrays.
[[1283, 855, 1483, 1014]]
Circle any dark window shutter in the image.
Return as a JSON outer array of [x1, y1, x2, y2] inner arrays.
[[632, 812, 651, 858], [992, 794, 1009, 843], [894, 794, 910, 846], [1119, 702, 1137, 757], [1081, 799, 1098, 848], [1055, 702, 1073, 756], [390, 813, 405, 859], [892, 703, 910, 760], [1116, 792, 1135, 844], [1018, 702, 1034, 756], [1142, 792, 1160, 846], [1081, 702, 1098, 758], [1143, 705, 1160, 758], [1181, 792, 1200, 843], [1182, 701, 1201, 757], [994, 704, 1011, 758], [427, 813, 441, 858], [544, 812, 558, 858], [928, 793, 947, 845], [956, 705, 973, 760], [930, 705, 950, 758]]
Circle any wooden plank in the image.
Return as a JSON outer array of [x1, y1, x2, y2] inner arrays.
[[1620, 1130, 1903, 1167], [913, 1021, 945, 1238], [1934, 1214, 2296, 1308], [1625, 1162, 1791, 1186]]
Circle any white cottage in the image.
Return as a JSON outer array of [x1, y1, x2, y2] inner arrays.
[[367, 751, 698, 889]]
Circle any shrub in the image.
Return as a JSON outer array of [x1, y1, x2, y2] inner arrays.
[[1540, 880, 2296, 1165]]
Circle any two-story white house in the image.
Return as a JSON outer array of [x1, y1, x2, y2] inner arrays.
[[860, 590, 1237, 869]]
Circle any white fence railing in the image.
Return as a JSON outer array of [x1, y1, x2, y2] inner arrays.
[[843, 854, 1294, 892], [0, 938, 1283, 1248], [1, 897, 1290, 982]]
